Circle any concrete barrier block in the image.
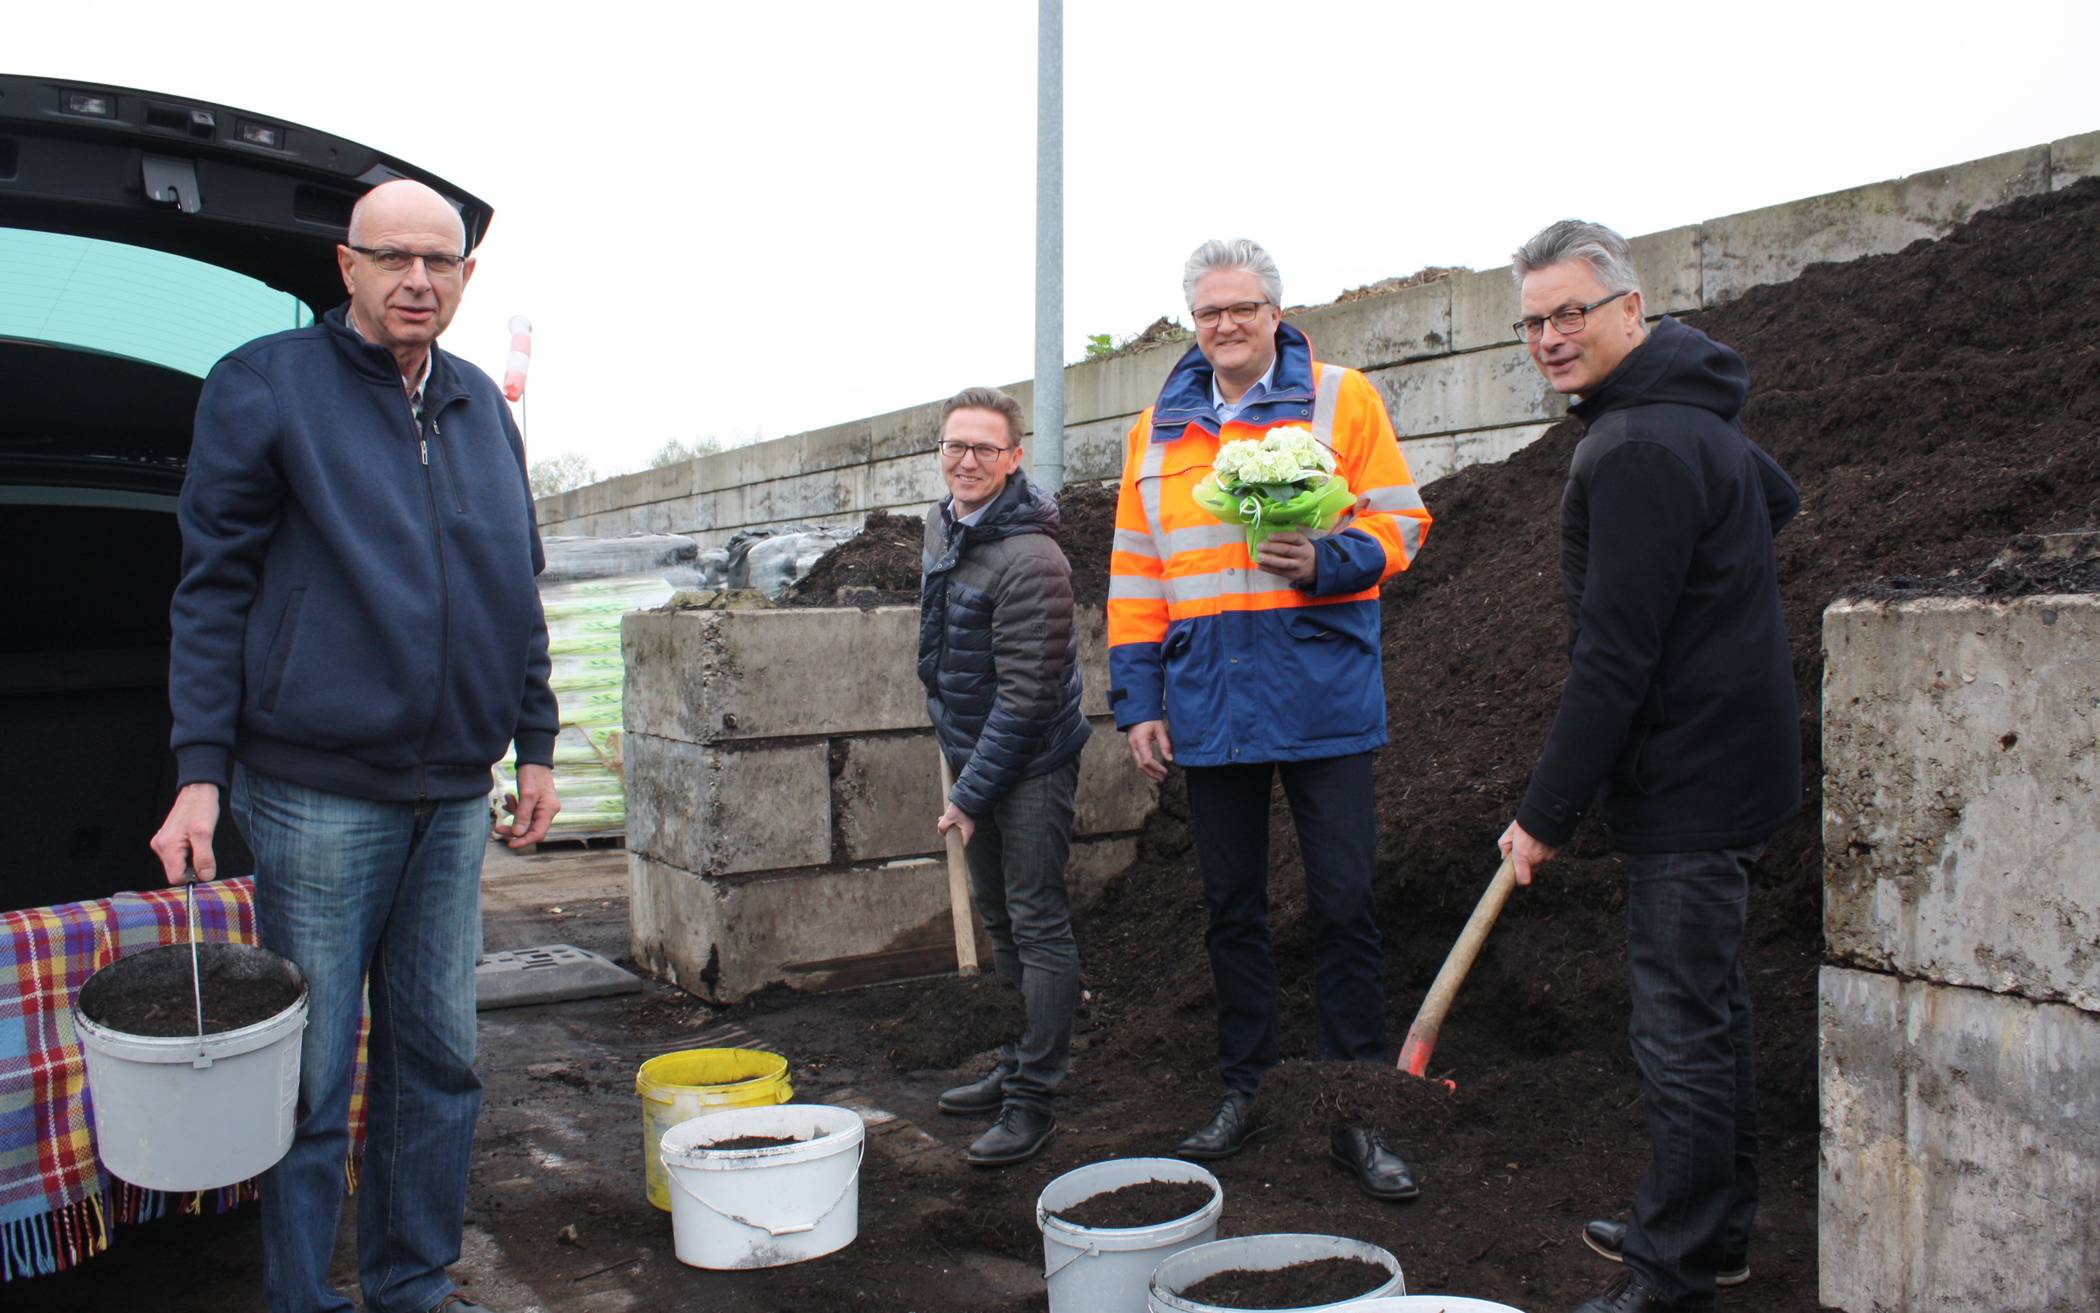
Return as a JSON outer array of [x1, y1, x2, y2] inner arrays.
[[629, 854, 958, 1003], [1368, 346, 1566, 439], [866, 398, 951, 463], [1065, 342, 1185, 425], [1068, 835, 1139, 904], [834, 732, 945, 862], [1703, 145, 2051, 304], [2052, 130, 2100, 190], [1075, 718, 1157, 836], [624, 605, 929, 744], [1823, 595, 2100, 1011], [1292, 278, 1455, 370], [1820, 966, 2100, 1312], [1450, 266, 1519, 354], [866, 452, 947, 510], [625, 733, 831, 876], [1629, 224, 1702, 315], [1063, 417, 1131, 485], [1075, 605, 1112, 718], [741, 465, 868, 526]]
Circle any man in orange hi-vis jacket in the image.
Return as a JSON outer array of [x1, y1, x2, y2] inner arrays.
[[1109, 238, 1432, 1201]]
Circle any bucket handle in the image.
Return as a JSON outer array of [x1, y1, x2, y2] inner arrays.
[[1040, 1237, 1101, 1283], [184, 872, 212, 1069], [660, 1140, 864, 1238]]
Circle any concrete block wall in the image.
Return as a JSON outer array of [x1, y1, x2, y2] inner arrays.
[[1819, 592, 2100, 1312], [538, 131, 2100, 547], [622, 602, 1151, 1003]]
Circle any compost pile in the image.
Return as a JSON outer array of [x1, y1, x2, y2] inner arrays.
[[782, 509, 925, 604], [752, 180, 2100, 1311]]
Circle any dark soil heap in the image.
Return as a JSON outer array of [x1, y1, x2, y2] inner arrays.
[[761, 180, 2100, 1311], [782, 509, 924, 605]]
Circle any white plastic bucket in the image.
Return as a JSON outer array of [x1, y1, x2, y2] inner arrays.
[[1035, 1157, 1224, 1313], [658, 1102, 864, 1269], [1149, 1233, 1404, 1312], [74, 942, 307, 1192], [1348, 1299, 1528, 1312]]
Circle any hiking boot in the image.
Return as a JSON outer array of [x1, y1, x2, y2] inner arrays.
[[964, 1104, 1055, 1167], [1582, 1219, 1749, 1287], [937, 1063, 1012, 1115], [1329, 1127, 1419, 1201], [1568, 1271, 1671, 1312], [1173, 1092, 1276, 1161]]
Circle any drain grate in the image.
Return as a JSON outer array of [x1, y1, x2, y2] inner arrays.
[[475, 944, 642, 1011]]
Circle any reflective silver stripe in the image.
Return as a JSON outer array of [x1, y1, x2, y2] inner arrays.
[[1162, 567, 1301, 604], [1310, 364, 1346, 445], [1109, 573, 1167, 601], [1394, 513, 1425, 560], [1112, 528, 1160, 559], [1359, 483, 1428, 514], [1137, 439, 1168, 536], [1162, 522, 1245, 555]]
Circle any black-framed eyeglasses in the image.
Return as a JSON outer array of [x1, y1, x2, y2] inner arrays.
[[1192, 300, 1272, 328], [349, 245, 468, 276], [1513, 289, 1631, 343], [937, 440, 1014, 463]]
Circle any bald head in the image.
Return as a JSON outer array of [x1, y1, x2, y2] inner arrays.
[[346, 179, 465, 250], [337, 179, 476, 380]]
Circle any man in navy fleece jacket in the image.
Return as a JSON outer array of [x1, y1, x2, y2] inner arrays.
[[150, 179, 557, 1313], [1497, 220, 1800, 1313]]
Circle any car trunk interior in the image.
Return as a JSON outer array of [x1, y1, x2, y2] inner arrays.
[[2, 340, 251, 910]]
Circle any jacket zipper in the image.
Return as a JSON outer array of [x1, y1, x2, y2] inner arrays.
[[409, 390, 453, 801]]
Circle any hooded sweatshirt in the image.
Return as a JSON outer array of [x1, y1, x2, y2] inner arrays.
[[1516, 316, 1801, 854], [170, 305, 557, 802]]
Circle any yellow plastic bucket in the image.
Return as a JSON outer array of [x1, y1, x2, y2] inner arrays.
[[637, 1048, 792, 1211]]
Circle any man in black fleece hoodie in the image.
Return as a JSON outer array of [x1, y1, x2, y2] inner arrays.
[[150, 180, 556, 1313], [1497, 221, 1800, 1313]]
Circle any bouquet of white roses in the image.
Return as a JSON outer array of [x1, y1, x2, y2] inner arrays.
[[1193, 425, 1357, 550]]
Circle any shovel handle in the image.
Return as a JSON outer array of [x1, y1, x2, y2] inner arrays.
[[1398, 856, 1519, 1078], [937, 757, 980, 977]]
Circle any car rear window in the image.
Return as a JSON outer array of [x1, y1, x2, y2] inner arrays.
[[0, 227, 313, 377]]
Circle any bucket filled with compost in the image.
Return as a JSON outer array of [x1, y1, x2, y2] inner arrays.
[[74, 900, 307, 1192]]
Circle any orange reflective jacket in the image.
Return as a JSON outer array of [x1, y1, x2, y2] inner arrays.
[[1106, 323, 1430, 765]]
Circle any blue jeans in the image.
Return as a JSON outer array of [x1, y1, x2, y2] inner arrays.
[[1183, 752, 1385, 1094], [231, 766, 487, 1313], [960, 757, 1081, 1113], [1621, 845, 1763, 1312]]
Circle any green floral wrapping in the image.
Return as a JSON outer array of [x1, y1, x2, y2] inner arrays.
[[1193, 470, 1358, 551]]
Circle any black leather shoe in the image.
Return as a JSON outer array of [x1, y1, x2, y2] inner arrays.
[[937, 1064, 1012, 1115], [1328, 1127, 1419, 1201], [1569, 1271, 1672, 1313], [1174, 1093, 1276, 1161], [1582, 1219, 1749, 1287], [964, 1104, 1055, 1167]]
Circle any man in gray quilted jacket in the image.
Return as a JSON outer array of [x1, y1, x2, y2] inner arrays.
[[917, 385, 1090, 1167]]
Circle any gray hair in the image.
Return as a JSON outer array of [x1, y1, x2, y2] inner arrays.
[[1183, 238, 1283, 310], [1510, 220, 1641, 294], [939, 386, 1025, 445]]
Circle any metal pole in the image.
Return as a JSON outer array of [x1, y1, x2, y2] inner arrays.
[[1033, 0, 1065, 493]]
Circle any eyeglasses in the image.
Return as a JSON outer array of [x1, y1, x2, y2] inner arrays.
[[937, 440, 1014, 463], [1192, 300, 1272, 328], [349, 245, 468, 276], [1513, 290, 1631, 343]]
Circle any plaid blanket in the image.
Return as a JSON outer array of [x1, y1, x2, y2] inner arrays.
[[0, 878, 366, 1281]]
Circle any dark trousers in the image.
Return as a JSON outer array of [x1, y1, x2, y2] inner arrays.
[[1621, 845, 1763, 1312], [1183, 752, 1385, 1093], [961, 756, 1081, 1113]]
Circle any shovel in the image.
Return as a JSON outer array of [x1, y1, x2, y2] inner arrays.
[[937, 756, 980, 977], [1397, 856, 1518, 1089]]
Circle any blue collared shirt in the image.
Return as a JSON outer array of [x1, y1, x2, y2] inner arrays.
[[1212, 357, 1279, 425]]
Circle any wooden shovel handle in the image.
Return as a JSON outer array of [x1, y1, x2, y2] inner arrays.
[[938, 756, 980, 977], [1398, 856, 1518, 1078]]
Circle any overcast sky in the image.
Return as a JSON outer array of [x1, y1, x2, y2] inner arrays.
[[13, 1, 2100, 479]]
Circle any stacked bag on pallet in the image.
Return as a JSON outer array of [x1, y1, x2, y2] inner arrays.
[[493, 534, 700, 839]]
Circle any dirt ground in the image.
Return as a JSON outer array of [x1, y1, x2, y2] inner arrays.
[[17, 181, 2098, 1313]]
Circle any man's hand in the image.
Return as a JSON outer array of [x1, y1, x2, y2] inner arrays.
[[150, 782, 222, 884], [935, 802, 976, 848], [1255, 530, 1318, 587], [1127, 720, 1174, 783], [496, 763, 561, 848], [1498, 819, 1560, 887]]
